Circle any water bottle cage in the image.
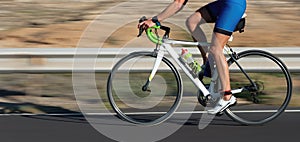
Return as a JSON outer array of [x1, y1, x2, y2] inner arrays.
[[188, 61, 201, 74]]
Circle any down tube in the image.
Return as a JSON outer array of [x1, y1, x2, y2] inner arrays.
[[163, 44, 210, 96]]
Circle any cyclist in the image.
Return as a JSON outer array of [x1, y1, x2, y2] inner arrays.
[[138, 0, 247, 114]]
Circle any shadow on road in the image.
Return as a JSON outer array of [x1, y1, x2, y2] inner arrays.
[[0, 89, 78, 114]]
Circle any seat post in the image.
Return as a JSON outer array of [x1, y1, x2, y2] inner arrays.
[[228, 35, 234, 42]]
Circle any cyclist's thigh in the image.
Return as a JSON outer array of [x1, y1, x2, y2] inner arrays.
[[196, 1, 220, 23], [214, 0, 247, 36]]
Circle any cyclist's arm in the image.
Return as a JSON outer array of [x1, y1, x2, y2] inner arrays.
[[138, 0, 187, 28], [156, 0, 187, 22]]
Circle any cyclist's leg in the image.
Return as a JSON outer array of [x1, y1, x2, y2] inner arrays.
[[185, 2, 218, 64], [209, 0, 246, 101], [209, 33, 231, 100]]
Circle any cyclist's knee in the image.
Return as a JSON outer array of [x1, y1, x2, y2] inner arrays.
[[185, 13, 202, 31], [209, 45, 223, 58]]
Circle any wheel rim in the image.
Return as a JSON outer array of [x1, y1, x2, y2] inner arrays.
[[107, 52, 183, 125], [225, 50, 292, 125]]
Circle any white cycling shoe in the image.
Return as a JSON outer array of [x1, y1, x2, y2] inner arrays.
[[207, 96, 237, 115]]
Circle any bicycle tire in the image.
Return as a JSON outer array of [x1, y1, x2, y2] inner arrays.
[[107, 51, 183, 125], [225, 50, 292, 125]]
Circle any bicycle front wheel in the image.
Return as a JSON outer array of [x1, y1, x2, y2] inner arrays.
[[225, 50, 292, 125], [107, 51, 182, 125]]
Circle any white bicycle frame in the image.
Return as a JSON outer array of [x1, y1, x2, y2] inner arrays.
[[147, 38, 243, 99]]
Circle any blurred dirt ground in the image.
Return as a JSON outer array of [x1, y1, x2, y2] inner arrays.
[[0, 0, 299, 48]]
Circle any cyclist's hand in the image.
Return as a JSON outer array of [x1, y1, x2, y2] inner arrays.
[[137, 17, 155, 37], [138, 18, 155, 29]]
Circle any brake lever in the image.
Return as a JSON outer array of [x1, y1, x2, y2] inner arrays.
[[137, 16, 147, 37], [137, 26, 145, 37], [160, 26, 170, 39]]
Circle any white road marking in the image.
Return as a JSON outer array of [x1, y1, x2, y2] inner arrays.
[[0, 110, 300, 116]]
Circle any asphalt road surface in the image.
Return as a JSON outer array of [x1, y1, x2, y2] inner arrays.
[[0, 112, 299, 142]]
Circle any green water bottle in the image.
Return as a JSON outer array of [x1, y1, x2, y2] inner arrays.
[[181, 48, 201, 74]]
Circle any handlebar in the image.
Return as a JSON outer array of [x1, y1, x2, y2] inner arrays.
[[137, 16, 170, 44]]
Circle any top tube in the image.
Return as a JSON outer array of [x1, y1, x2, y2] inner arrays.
[[143, 24, 235, 56], [145, 24, 210, 47]]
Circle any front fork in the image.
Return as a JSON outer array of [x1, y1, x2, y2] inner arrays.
[[142, 49, 165, 92]]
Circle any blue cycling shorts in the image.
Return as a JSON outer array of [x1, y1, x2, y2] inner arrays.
[[201, 0, 247, 36]]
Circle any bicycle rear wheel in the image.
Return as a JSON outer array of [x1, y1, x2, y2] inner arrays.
[[107, 51, 182, 125], [225, 50, 292, 125]]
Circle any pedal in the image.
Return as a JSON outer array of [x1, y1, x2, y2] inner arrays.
[[197, 91, 207, 107]]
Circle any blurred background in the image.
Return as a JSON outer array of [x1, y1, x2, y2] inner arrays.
[[0, 0, 299, 48], [0, 0, 299, 114]]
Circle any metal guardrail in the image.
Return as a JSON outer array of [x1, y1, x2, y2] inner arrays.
[[0, 47, 299, 73]]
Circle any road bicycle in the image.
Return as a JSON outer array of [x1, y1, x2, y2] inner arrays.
[[106, 16, 292, 126]]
